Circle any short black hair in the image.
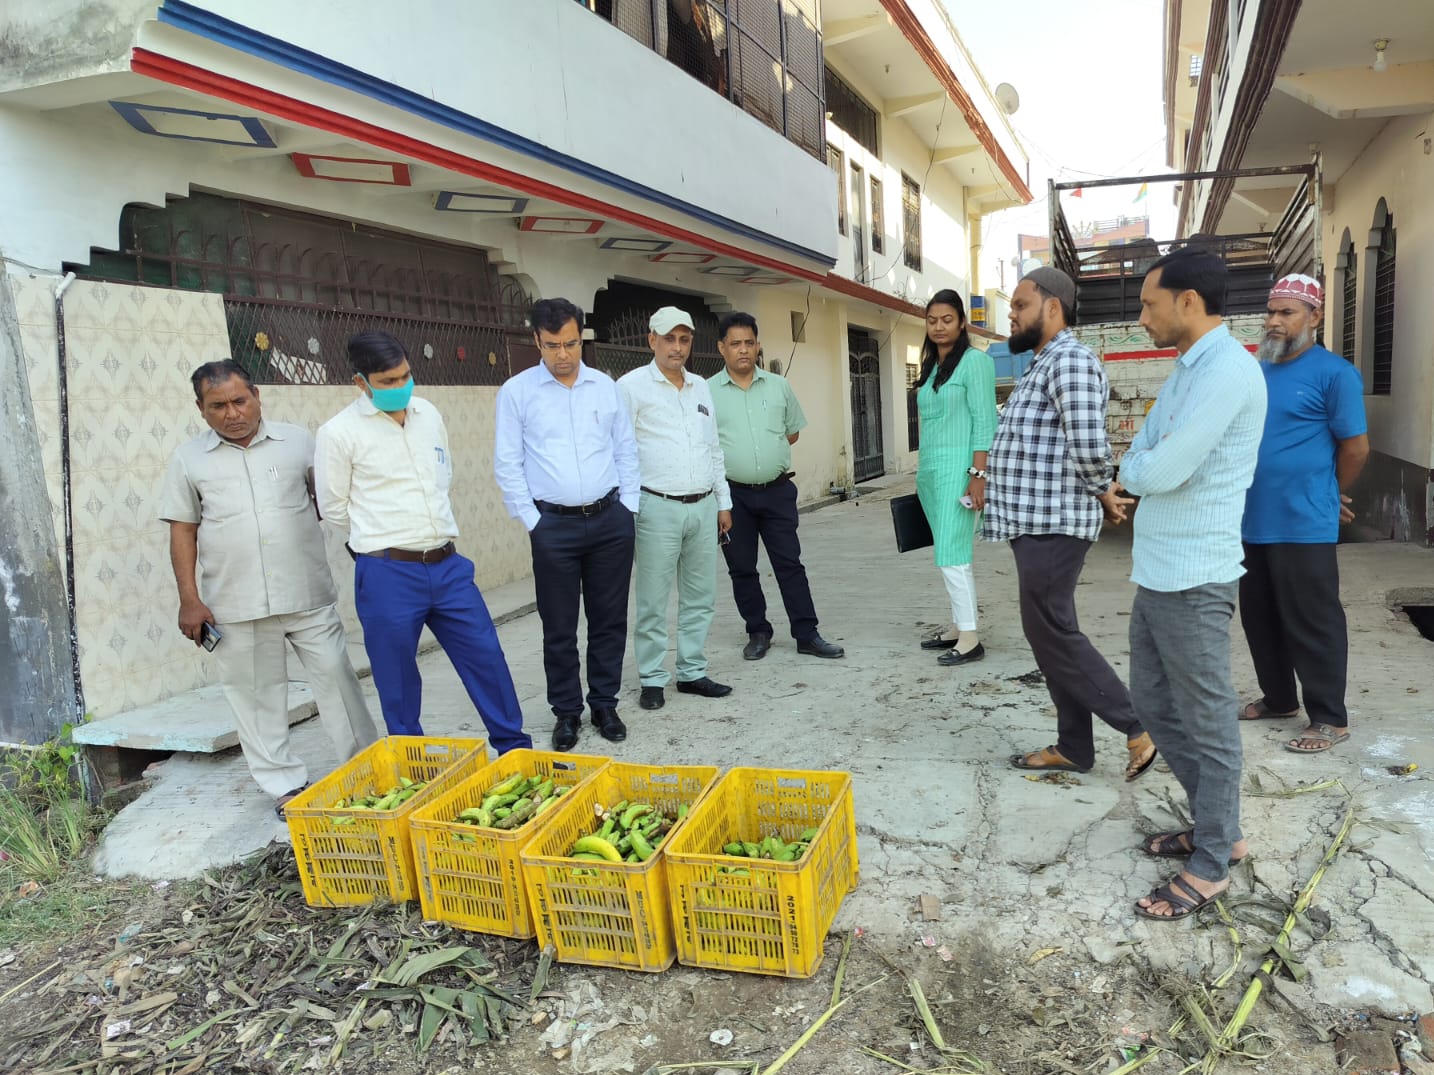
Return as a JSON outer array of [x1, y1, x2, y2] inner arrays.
[[530, 298, 584, 336], [717, 311, 759, 340], [1147, 248, 1228, 315], [347, 331, 408, 377], [1029, 282, 1076, 328], [190, 360, 254, 401]]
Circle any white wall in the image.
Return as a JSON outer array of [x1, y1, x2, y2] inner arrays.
[[1324, 110, 1434, 468]]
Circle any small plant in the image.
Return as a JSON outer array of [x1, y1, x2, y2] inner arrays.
[[0, 723, 95, 884]]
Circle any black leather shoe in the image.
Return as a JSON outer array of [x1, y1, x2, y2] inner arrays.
[[551, 714, 581, 752], [639, 687, 665, 710], [937, 642, 985, 666], [743, 634, 772, 661], [676, 676, 732, 698], [591, 707, 627, 742], [797, 634, 845, 659], [920, 635, 959, 650]]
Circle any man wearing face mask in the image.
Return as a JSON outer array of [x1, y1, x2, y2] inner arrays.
[[1237, 275, 1368, 755], [314, 331, 532, 752]]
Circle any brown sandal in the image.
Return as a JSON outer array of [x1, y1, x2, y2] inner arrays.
[[1141, 830, 1246, 866], [1238, 699, 1299, 721], [1010, 745, 1090, 773], [1125, 733, 1157, 781]]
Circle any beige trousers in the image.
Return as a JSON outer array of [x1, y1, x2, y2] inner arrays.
[[214, 604, 379, 797]]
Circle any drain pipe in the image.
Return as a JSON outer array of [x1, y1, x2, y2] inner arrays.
[[53, 271, 94, 800]]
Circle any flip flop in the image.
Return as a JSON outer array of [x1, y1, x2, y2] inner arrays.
[[1135, 873, 1227, 921], [274, 785, 308, 820], [1141, 830, 1246, 866], [1285, 723, 1350, 754], [1238, 699, 1300, 721], [1125, 733, 1157, 782], [1009, 745, 1091, 773]]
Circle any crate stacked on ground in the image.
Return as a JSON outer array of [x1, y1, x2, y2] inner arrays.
[[409, 749, 610, 938], [520, 761, 719, 972], [664, 766, 859, 978], [284, 736, 487, 907]]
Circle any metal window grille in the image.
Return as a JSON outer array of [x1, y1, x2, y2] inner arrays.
[[871, 176, 885, 255], [902, 174, 923, 272], [824, 64, 878, 156], [829, 146, 847, 235], [67, 193, 532, 387], [1340, 241, 1357, 362], [906, 360, 920, 451], [588, 0, 825, 160], [1372, 214, 1395, 395]]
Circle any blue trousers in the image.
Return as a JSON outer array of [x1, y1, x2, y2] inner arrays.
[[354, 551, 531, 752]]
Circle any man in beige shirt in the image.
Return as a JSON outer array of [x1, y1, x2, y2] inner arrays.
[[160, 360, 378, 816]]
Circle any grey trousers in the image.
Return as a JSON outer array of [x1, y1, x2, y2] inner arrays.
[[215, 604, 380, 797], [1129, 582, 1242, 882]]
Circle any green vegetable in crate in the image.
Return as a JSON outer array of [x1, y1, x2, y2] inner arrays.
[[451, 773, 568, 830], [331, 777, 428, 813], [721, 826, 818, 861], [565, 799, 684, 863]]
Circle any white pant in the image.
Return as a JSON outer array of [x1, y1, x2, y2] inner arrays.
[[939, 564, 978, 632], [214, 604, 379, 797]]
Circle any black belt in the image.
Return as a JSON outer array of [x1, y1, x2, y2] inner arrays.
[[535, 488, 619, 517], [360, 541, 455, 564], [640, 487, 712, 504], [728, 472, 793, 491]]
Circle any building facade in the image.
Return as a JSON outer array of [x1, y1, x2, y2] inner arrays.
[[0, 0, 1027, 740]]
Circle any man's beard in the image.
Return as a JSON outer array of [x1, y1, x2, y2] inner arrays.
[[1256, 325, 1314, 362], [1008, 313, 1044, 354]]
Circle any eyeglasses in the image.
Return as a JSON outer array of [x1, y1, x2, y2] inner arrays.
[[539, 340, 582, 354]]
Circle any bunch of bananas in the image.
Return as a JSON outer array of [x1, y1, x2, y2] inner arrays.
[[452, 772, 568, 831], [722, 828, 819, 862], [330, 777, 427, 824], [568, 800, 688, 864]]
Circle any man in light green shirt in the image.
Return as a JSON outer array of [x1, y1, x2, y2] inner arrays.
[[707, 312, 843, 661]]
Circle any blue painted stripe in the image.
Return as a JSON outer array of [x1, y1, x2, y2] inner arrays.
[[155, 0, 833, 267]]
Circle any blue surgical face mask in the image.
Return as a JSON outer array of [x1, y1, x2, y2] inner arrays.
[[364, 374, 413, 412]]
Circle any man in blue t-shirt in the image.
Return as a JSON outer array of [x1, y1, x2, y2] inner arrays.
[[1237, 274, 1368, 755]]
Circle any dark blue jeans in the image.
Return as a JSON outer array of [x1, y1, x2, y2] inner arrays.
[[355, 551, 531, 752]]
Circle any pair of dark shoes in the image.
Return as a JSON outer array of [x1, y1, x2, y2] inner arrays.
[[744, 634, 845, 660], [552, 708, 626, 752], [640, 677, 733, 710]]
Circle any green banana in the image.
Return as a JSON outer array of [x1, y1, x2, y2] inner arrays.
[[628, 830, 655, 861]]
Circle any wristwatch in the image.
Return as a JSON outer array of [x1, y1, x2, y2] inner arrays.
[[967, 467, 987, 479]]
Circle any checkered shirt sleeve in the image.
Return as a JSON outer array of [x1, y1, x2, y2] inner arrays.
[[981, 330, 1114, 543]]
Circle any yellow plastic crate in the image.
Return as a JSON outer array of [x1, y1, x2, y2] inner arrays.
[[285, 736, 487, 907], [519, 762, 719, 973], [664, 767, 859, 978], [409, 749, 610, 938]]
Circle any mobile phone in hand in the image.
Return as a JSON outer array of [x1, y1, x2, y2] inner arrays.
[[200, 623, 223, 651]]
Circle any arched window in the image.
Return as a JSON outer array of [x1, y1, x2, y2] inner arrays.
[[1337, 229, 1356, 361], [1371, 201, 1395, 395]]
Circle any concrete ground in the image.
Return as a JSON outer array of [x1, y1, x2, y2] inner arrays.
[[91, 475, 1434, 1017]]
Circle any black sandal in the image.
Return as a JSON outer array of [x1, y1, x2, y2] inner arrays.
[[274, 785, 307, 820], [1141, 830, 1246, 866], [1135, 874, 1226, 921]]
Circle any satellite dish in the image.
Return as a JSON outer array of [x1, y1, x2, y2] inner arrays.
[[994, 83, 1020, 115]]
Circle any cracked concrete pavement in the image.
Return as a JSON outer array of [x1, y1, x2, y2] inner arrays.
[[93, 475, 1434, 1017]]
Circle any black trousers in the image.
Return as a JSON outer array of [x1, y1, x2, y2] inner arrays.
[[529, 504, 635, 716], [1239, 542, 1348, 727], [722, 479, 819, 641], [1011, 534, 1142, 769]]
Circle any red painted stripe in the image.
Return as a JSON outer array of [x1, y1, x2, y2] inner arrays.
[[1103, 342, 1258, 361], [129, 48, 932, 321]]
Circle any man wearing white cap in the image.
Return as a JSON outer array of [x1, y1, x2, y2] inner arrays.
[[1237, 274, 1368, 754], [617, 307, 733, 711]]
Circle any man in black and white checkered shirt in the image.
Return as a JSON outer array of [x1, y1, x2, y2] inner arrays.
[[983, 267, 1155, 782]]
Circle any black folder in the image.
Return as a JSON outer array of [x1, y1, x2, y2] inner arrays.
[[889, 494, 933, 553]]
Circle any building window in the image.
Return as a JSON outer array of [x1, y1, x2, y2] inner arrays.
[[67, 192, 531, 386], [902, 173, 923, 272], [1372, 208, 1396, 395], [1338, 231, 1356, 362], [829, 145, 846, 235], [823, 64, 878, 157], [870, 176, 885, 255]]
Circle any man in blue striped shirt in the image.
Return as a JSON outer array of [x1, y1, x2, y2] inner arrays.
[[1116, 248, 1266, 921]]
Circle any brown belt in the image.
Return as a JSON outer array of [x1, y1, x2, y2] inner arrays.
[[362, 541, 455, 564], [640, 487, 712, 504]]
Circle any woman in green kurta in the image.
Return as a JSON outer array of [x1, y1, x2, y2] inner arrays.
[[914, 290, 998, 665]]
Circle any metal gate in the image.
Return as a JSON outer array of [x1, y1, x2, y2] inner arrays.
[[848, 327, 884, 483]]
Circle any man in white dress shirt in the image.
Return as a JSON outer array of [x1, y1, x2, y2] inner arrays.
[[161, 360, 378, 816], [495, 298, 640, 751], [617, 306, 733, 711], [314, 331, 532, 752]]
